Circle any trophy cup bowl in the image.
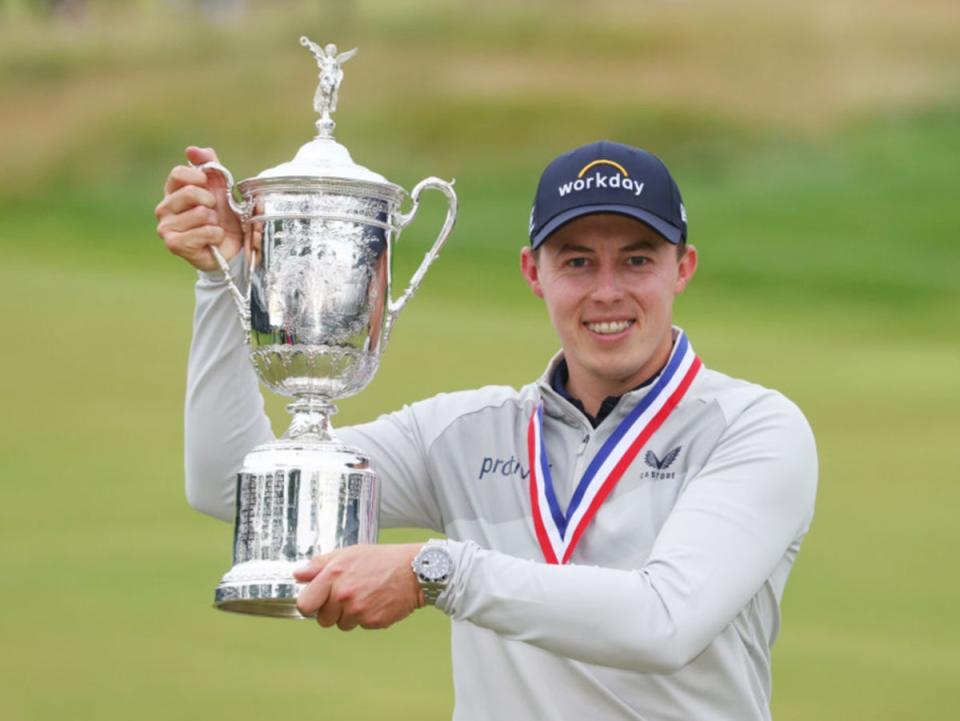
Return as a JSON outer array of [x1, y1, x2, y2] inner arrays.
[[194, 39, 457, 618]]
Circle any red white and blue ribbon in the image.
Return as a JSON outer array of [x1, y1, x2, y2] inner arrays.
[[527, 332, 702, 564]]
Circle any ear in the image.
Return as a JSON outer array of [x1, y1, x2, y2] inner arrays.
[[520, 247, 544, 299], [674, 244, 698, 294]]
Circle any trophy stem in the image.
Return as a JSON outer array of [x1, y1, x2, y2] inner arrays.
[[315, 114, 335, 139], [283, 396, 337, 442]]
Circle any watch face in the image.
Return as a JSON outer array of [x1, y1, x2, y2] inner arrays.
[[418, 547, 453, 582]]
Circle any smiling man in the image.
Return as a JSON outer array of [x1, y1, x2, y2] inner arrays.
[[161, 140, 818, 720], [521, 215, 694, 417]]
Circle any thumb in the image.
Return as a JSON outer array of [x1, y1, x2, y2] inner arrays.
[[293, 555, 328, 582], [185, 145, 220, 166], [185, 146, 226, 193]]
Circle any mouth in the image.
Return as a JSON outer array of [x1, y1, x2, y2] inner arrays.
[[584, 319, 635, 336]]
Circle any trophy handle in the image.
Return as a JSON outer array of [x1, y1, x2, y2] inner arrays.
[[208, 245, 256, 340], [387, 177, 458, 337], [192, 160, 251, 219], [190, 160, 255, 338]]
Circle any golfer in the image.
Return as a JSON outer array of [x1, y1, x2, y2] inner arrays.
[[156, 139, 818, 720]]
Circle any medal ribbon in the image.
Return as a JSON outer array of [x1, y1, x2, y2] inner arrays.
[[528, 332, 702, 564]]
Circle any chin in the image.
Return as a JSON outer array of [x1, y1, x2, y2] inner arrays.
[[591, 341, 661, 379], [586, 359, 642, 385]]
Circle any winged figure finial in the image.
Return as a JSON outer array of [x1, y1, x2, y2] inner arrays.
[[300, 37, 358, 138]]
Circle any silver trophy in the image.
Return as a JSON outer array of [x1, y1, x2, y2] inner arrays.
[[196, 39, 457, 618]]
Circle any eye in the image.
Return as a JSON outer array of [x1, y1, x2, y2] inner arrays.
[[626, 255, 650, 267], [565, 257, 589, 268]]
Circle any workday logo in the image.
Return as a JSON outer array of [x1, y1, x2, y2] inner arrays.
[[558, 159, 644, 198]]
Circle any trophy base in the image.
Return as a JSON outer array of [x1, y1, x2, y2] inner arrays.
[[214, 560, 308, 619], [215, 587, 307, 619], [212, 421, 380, 619]]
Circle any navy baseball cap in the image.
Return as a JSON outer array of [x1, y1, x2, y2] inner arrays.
[[529, 140, 687, 248]]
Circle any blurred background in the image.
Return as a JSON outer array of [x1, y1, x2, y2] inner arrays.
[[1, 0, 958, 719]]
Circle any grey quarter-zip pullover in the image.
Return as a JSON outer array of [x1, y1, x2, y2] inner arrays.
[[185, 264, 818, 721]]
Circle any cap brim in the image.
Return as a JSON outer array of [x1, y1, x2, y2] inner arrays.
[[531, 205, 683, 248]]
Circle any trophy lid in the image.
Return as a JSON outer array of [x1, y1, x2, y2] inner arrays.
[[252, 38, 393, 189], [256, 137, 390, 184]]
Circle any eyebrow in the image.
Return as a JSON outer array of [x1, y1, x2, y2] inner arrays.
[[621, 239, 658, 252], [555, 239, 659, 254], [555, 242, 596, 254]]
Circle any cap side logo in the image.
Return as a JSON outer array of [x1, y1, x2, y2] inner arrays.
[[577, 159, 629, 178]]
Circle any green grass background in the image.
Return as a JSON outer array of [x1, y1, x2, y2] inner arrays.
[[1, 1, 958, 719]]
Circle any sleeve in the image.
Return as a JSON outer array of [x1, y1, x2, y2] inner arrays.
[[183, 257, 274, 522], [339, 404, 445, 533], [434, 393, 818, 674]]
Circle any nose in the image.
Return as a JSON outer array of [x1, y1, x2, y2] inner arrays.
[[589, 264, 625, 304]]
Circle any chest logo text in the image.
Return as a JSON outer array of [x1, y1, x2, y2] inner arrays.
[[478, 456, 530, 480]]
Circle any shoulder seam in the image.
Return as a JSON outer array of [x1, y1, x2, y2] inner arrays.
[[421, 387, 529, 458]]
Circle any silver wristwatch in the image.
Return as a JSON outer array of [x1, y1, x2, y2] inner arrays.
[[411, 541, 454, 606]]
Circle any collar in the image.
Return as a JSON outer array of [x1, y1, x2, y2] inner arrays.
[[536, 326, 685, 429], [551, 358, 660, 428]]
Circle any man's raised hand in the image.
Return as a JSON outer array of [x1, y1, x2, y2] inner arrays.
[[155, 146, 244, 272]]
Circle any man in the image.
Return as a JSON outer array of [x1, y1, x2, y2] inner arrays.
[[156, 140, 817, 720]]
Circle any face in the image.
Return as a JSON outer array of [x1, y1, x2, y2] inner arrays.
[[520, 213, 697, 397]]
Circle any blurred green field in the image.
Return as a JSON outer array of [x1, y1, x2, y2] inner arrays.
[[1, 2, 959, 719]]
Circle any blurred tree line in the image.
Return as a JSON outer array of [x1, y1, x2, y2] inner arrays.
[[1, 0, 257, 22]]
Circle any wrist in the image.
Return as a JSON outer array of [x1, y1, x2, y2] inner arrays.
[[407, 543, 426, 609], [411, 540, 455, 606], [197, 250, 244, 285]]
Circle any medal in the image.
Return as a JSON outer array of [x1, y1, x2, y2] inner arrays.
[[528, 332, 702, 564]]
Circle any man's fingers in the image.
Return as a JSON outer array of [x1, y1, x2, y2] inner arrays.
[[244, 222, 263, 255], [292, 565, 321, 582], [296, 567, 333, 617], [163, 164, 209, 195], [337, 615, 359, 632], [185, 145, 219, 166], [184, 147, 228, 194], [161, 226, 225, 257], [315, 597, 344, 628], [155, 185, 218, 219], [293, 553, 331, 582], [157, 205, 219, 234], [156, 146, 243, 273]]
